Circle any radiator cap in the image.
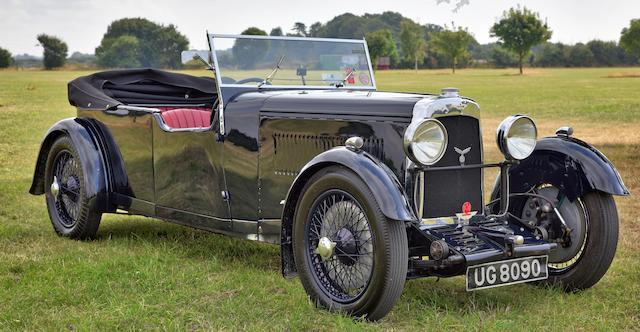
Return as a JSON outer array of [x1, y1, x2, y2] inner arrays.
[[441, 87, 459, 98]]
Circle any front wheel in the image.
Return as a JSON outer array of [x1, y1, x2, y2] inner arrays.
[[44, 135, 102, 239], [293, 166, 408, 320], [517, 187, 619, 291]]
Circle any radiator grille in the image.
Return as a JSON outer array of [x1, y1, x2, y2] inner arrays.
[[422, 116, 483, 218]]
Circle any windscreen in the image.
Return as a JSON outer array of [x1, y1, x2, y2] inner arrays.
[[211, 36, 375, 88]]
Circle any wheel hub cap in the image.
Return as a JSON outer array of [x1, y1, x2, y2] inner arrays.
[[315, 236, 336, 261], [50, 176, 60, 198]]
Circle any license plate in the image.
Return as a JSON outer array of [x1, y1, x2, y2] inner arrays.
[[466, 255, 548, 291]]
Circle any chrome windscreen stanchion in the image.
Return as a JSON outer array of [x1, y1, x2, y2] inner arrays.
[[497, 161, 512, 217]]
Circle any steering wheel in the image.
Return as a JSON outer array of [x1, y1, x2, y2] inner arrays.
[[221, 77, 236, 84], [235, 77, 267, 85]]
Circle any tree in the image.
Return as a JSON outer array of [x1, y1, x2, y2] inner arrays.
[[490, 45, 519, 68], [491, 7, 552, 74], [269, 27, 283, 36], [97, 35, 141, 68], [365, 29, 398, 68], [308, 22, 322, 37], [292, 22, 308, 37], [534, 42, 566, 67], [36, 34, 68, 69], [430, 24, 474, 73], [242, 27, 267, 36], [587, 40, 621, 66], [566, 43, 595, 67], [400, 21, 425, 71], [0, 47, 11, 68], [232, 27, 269, 69], [620, 19, 640, 59], [95, 18, 188, 69]]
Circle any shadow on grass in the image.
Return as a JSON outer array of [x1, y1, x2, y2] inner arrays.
[[399, 276, 564, 316], [96, 217, 281, 272], [93, 216, 564, 316]]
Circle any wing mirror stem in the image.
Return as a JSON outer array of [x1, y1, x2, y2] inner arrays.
[[193, 53, 215, 71]]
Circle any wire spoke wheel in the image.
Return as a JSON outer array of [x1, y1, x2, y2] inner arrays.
[[520, 185, 589, 273], [306, 189, 374, 303], [294, 166, 408, 319], [51, 150, 82, 228], [44, 136, 101, 239]]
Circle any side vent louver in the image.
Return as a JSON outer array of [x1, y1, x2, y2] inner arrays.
[[273, 133, 384, 176]]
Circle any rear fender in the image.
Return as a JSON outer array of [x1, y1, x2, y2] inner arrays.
[[492, 136, 629, 202], [280, 146, 416, 277], [29, 118, 113, 213]]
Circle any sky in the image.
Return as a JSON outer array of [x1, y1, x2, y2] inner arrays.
[[1, 0, 638, 55]]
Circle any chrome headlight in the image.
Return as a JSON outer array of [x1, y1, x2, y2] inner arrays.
[[496, 115, 537, 160], [404, 119, 448, 166]]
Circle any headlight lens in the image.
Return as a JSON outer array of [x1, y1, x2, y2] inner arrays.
[[404, 119, 448, 165], [497, 115, 537, 160]]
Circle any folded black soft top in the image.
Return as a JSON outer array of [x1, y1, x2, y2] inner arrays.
[[68, 68, 217, 110]]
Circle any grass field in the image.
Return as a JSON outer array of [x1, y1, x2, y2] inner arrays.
[[0, 68, 639, 330]]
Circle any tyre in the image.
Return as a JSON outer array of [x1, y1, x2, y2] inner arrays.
[[44, 135, 102, 239], [292, 166, 408, 320], [516, 185, 619, 291]]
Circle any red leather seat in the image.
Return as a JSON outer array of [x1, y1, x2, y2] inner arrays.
[[160, 108, 211, 129]]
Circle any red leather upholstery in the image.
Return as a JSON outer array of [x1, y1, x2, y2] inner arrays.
[[160, 107, 211, 129]]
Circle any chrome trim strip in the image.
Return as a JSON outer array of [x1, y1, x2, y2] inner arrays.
[[116, 105, 215, 133], [208, 34, 226, 135], [219, 84, 376, 90], [210, 34, 368, 43], [116, 105, 161, 113], [363, 37, 377, 88], [416, 171, 425, 218]]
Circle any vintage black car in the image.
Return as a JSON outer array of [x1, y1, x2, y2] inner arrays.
[[30, 35, 629, 320]]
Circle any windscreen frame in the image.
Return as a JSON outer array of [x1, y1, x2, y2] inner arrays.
[[208, 34, 378, 91]]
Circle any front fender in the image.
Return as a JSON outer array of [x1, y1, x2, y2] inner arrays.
[[279, 146, 416, 277], [29, 118, 111, 212], [493, 136, 629, 201], [286, 147, 416, 222]]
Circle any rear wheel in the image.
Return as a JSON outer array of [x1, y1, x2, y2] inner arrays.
[[516, 185, 618, 291], [44, 136, 101, 239], [293, 166, 408, 320]]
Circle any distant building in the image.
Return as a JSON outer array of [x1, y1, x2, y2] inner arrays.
[[377, 57, 390, 70]]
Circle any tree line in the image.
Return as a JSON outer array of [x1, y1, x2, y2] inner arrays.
[[241, 10, 639, 74], [0, 18, 188, 70], [0, 13, 639, 72]]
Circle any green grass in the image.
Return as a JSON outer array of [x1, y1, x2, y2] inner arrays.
[[1, 68, 639, 330]]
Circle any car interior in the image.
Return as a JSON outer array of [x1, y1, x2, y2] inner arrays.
[[102, 79, 217, 130], [69, 69, 218, 130], [154, 106, 213, 129]]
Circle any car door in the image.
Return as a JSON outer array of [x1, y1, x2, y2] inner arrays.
[[152, 111, 230, 228]]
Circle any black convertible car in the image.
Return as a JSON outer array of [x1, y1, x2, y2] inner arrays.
[[30, 35, 628, 320]]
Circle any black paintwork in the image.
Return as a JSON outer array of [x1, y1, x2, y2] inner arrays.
[[492, 135, 630, 202], [30, 70, 629, 280], [30, 118, 111, 214], [68, 69, 217, 110], [422, 115, 483, 218]]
